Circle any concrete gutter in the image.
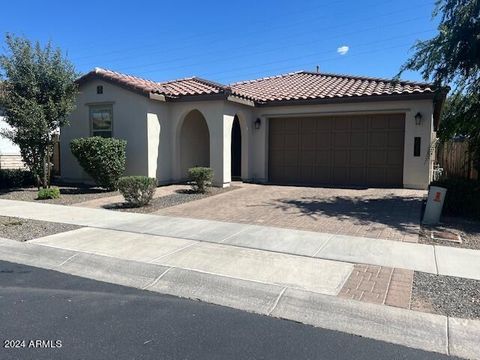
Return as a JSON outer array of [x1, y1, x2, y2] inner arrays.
[[0, 237, 477, 359]]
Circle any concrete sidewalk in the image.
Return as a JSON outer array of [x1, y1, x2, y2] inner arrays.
[[1, 199, 479, 280], [1, 199, 480, 280], [0, 236, 478, 359]]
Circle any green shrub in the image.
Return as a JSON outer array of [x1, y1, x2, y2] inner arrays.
[[0, 169, 35, 189], [118, 176, 156, 207], [188, 167, 213, 193], [37, 187, 61, 200], [431, 177, 480, 220], [70, 137, 127, 190]]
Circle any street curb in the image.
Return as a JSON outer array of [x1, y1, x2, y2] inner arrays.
[[0, 238, 478, 359]]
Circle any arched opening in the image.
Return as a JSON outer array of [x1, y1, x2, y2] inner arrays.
[[231, 115, 242, 179], [180, 110, 210, 178]]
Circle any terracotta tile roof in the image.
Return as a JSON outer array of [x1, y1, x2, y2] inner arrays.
[[229, 71, 436, 103], [77, 68, 228, 98], [77, 68, 436, 103], [77, 68, 167, 94], [160, 77, 227, 98]]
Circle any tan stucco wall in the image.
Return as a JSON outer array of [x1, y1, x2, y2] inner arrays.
[[61, 80, 150, 182], [62, 79, 435, 190]]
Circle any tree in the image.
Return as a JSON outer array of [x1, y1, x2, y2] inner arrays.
[[399, 0, 480, 171], [0, 34, 78, 188]]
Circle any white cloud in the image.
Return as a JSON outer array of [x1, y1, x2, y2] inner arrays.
[[337, 46, 349, 55]]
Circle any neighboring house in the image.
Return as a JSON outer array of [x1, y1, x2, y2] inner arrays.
[[0, 107, 24, 170], [61, 68, 446, 189]]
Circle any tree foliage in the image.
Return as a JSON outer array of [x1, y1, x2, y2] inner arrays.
[[399, 0, 480, 170], [0, 34, 78, 187]]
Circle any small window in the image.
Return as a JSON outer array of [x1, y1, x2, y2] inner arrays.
[[97, 85, 103, 94], [414, 137, 421, 157], [90, 105, 113, 138]]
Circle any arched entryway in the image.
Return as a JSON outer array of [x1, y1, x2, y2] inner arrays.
[[231, 115, 242, 179], [180, 110, 210, 178]]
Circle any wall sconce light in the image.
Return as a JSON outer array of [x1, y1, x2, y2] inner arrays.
[[414, 112, 423, 125], [254, 118, 261, 130]]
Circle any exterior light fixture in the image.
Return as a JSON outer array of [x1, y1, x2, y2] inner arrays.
[[254, 118, 261, 130], [414, 112, 423, 125]]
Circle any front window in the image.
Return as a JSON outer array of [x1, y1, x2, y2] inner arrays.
[[90, 105, 113, 138]]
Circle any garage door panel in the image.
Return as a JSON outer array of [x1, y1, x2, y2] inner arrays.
[[316, 118, 333, 130], [316, 133, 331, 148], [285, 119, 299, 132], [300, 117, 317, 131], [269, 135, 285, 149], [351, 132, 367, 147], [269, 114, 404, 187], [333, 168, 350, 184], [386, 168, 403, 184], [300, 150, 316, 166], [367, 168, 387, 185], [284, 133, 299, 149], [368, 151, 387, 165], [313, 167, 332, 183], [300, 133, 316, 149], [387, 150, 403, 165], [369, 132, 388, 147], [284, 151, 299, 166], [334, 118, 350, 130], [388, 132, 404, 147], [352, 118, 368, 130], [334, 150, 349, 166], [388, 115, 404, 129], [316, 150, 331, 166], [350, 167, 367, 184], [270, 118, 286, 133], [350, 150, 366, 166]]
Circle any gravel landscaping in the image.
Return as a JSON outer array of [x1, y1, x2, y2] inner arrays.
[[0, 184, 117, 205], [419, 216, 480, 250], [411, 272, 480, 319], [104, 186, 238, 213], [0, 216, 81, 242]]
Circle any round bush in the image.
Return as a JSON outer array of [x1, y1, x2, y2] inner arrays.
[[188, 167, 213, 193], [37, 187, 61, 200], [70, 137, 127, 190], [118, 176, 156, 207]]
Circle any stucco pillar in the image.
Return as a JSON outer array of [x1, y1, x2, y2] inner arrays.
[[209, 113, 234, 187], [146, 113, 160, 180]]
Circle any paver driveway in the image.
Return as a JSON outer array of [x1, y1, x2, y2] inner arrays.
[[156, 183, 426, 242]]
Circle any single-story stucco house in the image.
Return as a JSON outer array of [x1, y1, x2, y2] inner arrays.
[[61, 68, 446, 189]]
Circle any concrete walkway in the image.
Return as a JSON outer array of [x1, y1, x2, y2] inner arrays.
[[0, 236, 478, 359], [0, 199, 479, 280]]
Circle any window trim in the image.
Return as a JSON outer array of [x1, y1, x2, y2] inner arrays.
[[89, 104, 113, 138]]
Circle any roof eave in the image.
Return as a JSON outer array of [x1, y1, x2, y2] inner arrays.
[[165, 92, 230, 102], [76, 71, 153, 98], [255, 92, 437, 107]]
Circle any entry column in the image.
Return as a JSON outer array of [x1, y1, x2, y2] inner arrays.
[[209, 113, 234, 187]]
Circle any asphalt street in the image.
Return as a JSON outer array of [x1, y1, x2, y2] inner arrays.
[[0, 260, 455, 360]]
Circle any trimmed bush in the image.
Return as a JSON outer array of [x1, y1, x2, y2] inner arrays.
[[70, 137, 127, 190], [37, 187, 61, 200], [431, 177, 480, 220], [118, 176, 156, 207], [188, 167, 213, 193], [0, 169, 35, 189]]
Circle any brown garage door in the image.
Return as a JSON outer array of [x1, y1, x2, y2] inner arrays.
[[268, 114, 405, 187]]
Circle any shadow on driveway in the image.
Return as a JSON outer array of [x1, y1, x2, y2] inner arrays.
[[262, 194, 424, 235]]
